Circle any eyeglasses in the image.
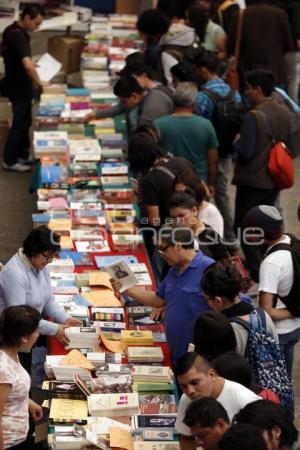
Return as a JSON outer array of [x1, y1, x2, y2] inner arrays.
[[157, 244, 171, 254], [41, 252, 56, 261], [204, 295, 216, 303]]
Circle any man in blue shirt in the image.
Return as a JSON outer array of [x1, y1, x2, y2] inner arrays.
[[111, 224, 214, 365], [195, 50, 241, 250]]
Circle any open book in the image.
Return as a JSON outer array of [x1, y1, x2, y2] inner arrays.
[[105, 259, 138, 293]]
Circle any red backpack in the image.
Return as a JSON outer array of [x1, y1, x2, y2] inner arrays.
[[254, 110, 295, 190]]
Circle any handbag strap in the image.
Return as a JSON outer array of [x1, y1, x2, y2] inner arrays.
[[232, 9, 244, 70], [153, 165, 176, 180]]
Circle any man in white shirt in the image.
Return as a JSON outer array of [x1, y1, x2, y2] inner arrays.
[[174, 352, 260, 450], [242, 205, 300, 378]]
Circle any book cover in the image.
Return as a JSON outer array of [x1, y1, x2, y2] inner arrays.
[[138, 395, 177, 415]]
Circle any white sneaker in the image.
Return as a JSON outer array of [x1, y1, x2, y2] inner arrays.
[[2, 162, 31, 172], [18, 157, 35, 165]]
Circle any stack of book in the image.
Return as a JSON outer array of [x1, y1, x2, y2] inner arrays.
[[45, 355, 94, 382], [33, 131, 69, 158], [65, 327, 100, 350], [92, 373, 132, 393], [127, 347, 164, 364], [87, 392, 139, 417], [121, 330, 153, 346], [131, 366, 174, 384], [86, 352, 122, 368]]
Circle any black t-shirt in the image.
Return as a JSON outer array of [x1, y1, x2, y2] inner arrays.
[[2, 22, 33, 100], [222, 301, 253, 319], [141, 156, 193, 226]]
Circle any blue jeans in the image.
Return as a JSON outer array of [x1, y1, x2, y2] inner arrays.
[[279, 327, 300, 379]]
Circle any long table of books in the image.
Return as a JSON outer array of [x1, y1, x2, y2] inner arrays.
[[32, 16, 179, 447], [35, 87, 178, 449]]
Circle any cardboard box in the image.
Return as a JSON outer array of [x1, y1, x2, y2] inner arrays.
[[48, 35, 83, 74], [116, 0, 139, 14]]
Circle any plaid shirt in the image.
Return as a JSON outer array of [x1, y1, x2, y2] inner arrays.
[[195, 78, 241, 120]]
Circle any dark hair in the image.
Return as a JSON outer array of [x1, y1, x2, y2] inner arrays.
[[127, 132, 166, 173], [168, 191, 199, 212], [120, 54, 157, 80], [186, 4, 209, 42], [212, 352, 252, 389], [184, 397, 230, 427], [134, 125, 160, 144], [0, 306, 41, 347], [157, 0, 194, 19], [245, 69, 275, 97], [171, 62, 197, 83], [159, 223, 195, 250], [218, 423, 268, 450], [137, 8, 170, 43], [195, 49, 220, 73], [174, 351, 208, 376], [114, 75, 144, 98], [201, 262, 241, 302], [235, 400, 299, 448], [174, 170, 207, 204], [21, 4, 45, 19], [23, 225, 61, 258], [193, 311, 237, 360]]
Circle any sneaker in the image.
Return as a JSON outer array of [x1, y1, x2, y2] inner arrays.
[[18, 156, 35, 165], [2, 162, 31, 172]]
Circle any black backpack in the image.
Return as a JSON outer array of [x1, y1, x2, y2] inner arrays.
[[266, 234, 300, 317], [201, 88, 245, 158], [161, 43, 201, 65]]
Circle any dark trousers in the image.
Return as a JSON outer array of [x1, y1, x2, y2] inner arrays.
[[4, 99, 32, 165], [234, 185, 278, 281], [6, 436, 35, 450]]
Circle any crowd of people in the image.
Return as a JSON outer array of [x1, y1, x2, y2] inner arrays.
[[0, 0, 300, 448], [110, 0, 300, 448]]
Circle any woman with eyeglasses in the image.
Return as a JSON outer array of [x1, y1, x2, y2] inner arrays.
[[0, 226, 81, 374]]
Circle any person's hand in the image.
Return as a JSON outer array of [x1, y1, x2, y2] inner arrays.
[[64, 317, 83, 327], [233, 133, 240, 144], [150, 306, 166, 321], [84, 112, 96, 123], [55, 324, 70, 346], [110, 277, 124, 294], [29, 400, 43, 421]]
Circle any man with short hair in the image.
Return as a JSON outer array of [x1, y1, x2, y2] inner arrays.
[[194, 50, 241, 245], [174, 352, 260, 450], [183, 397, 230, 450], [113, 74, 174, 127], [111, 225, 213, 365], [235, 399, 299, 450], [227, 0, 293, 86], [155, 82, 219, 189], [242, 205, 300, 378], [2, 4, 46, 172], [218, 423, 269, 450], [233, 69, 294, 281]]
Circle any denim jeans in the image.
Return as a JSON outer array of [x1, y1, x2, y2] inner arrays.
[[279, 327, 300, 379]]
